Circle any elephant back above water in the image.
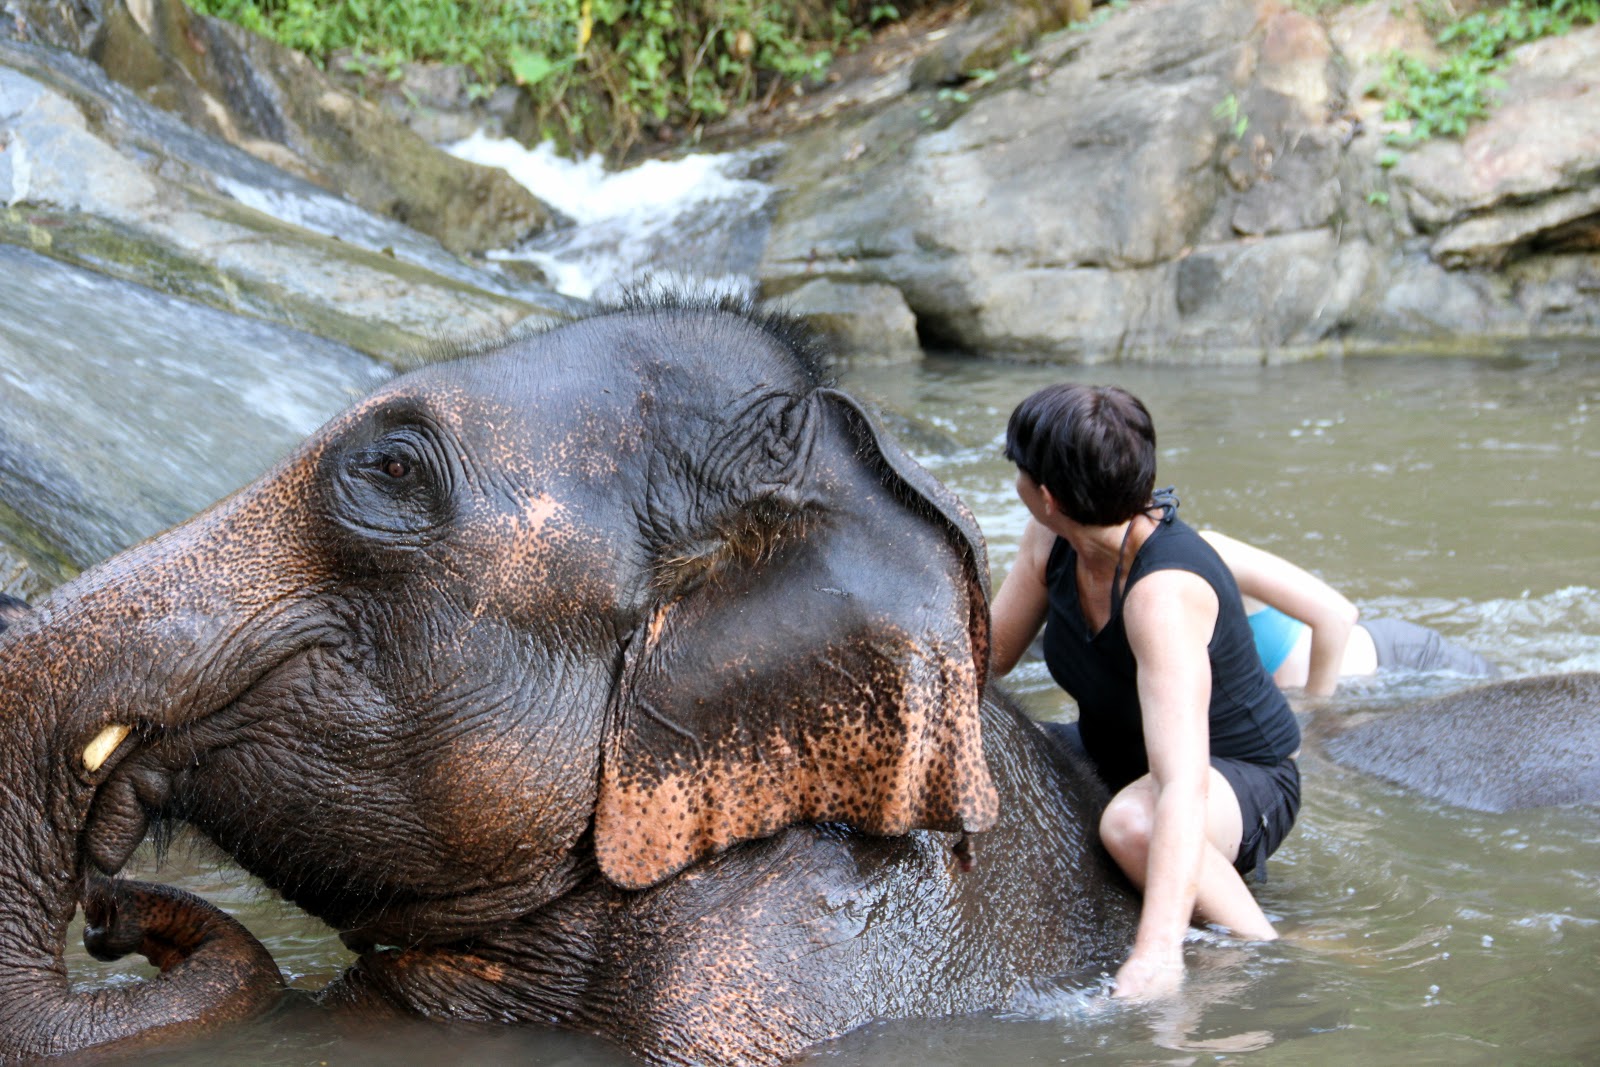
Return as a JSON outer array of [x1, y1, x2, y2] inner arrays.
[[0, 296, 1137, 1065], [1325, 671, 1600, 813]]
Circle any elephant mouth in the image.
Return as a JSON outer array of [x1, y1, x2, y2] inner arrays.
[[78, 724, 188, 879], [73, 641, 323, 882]]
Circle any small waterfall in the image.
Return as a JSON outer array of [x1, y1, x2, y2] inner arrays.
[[447, 134, 778, 302], [0, 244, 391, 592]]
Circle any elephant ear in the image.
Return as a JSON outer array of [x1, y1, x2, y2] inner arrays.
[[820, 387, 993, 662], [595, 389, 998, 890]]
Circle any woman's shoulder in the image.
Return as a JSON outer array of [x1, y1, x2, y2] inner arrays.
[[1143, 514, 1217, 563], [1131, 516, 1236, 597]]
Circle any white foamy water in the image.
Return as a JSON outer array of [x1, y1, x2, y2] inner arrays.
[[447, 132, 776, 301]]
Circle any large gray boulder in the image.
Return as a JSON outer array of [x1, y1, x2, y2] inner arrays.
[[760, 0, 1355, 361], [758, 0, 1600, 361]]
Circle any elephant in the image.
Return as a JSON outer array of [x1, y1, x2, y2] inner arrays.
[[0, 296, 1139, 1066], [1323, 671, 1600, 813]]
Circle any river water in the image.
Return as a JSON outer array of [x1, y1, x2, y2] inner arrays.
[[63, 343, 1600, 1066]]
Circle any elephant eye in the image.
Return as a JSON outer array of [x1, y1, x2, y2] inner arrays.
[[328, 423, 452, 548], [354, 444, 420, 486]]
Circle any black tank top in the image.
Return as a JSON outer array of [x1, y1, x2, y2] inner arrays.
[[1041, 501, 1300, 790]]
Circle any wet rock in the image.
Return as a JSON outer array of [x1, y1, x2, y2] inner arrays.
[[778, 278, 923, 366], [0, 38, 577, 368], [0, 242, 392, 593], [84, 0, 555, 255]]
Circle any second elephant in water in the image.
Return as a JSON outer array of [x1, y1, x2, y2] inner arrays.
[[1325, 672, 1600, 812], [0, 297, 1139, 1066]]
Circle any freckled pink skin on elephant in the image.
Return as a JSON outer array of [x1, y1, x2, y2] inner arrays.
[[0, 299, 1138, 1065]]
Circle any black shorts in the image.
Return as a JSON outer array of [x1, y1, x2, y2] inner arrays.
[[1038, 720, 1301, 876], [1213, 754, 1301, 876]]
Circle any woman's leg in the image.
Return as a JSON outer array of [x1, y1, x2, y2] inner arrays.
[[1361, 618, 1497, 676], [1343, 622, 1379, 675], [1099, 771, 1277, 940]]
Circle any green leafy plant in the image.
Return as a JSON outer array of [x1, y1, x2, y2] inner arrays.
[[1212, 92, 1249, 140], [186, 0, 922, 157], [1374, 0, 1599, 145]]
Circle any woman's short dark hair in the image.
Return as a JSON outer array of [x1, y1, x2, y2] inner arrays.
[[1003, 383, 1157, 527]]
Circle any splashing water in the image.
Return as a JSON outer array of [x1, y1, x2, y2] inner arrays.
[[447, 133, 777, 302]]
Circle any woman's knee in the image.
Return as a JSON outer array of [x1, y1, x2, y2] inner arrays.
[[1099, 792, 1155, 865]]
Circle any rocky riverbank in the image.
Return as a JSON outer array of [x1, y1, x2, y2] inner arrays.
[[1, 0, 1596, 595], [6, 0, 1599, 368], [751, 0, 1600, 363]]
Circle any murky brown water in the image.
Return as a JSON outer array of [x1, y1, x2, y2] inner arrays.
[[71, 348, 1600, 1066]]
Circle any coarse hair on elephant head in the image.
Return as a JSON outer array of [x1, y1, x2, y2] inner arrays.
[[0, 292, 999, 1059]]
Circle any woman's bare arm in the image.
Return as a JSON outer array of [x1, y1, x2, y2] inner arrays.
[[1116, 569, 1217, 997], [989, 518, 1054, 677], [1199, 530, 1358, 696]]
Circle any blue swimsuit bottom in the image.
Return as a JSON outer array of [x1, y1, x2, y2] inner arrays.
[[1247, 606, 1307, 674]]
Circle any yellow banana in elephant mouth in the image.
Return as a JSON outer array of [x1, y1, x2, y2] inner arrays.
[[82, 724, 131, 772]]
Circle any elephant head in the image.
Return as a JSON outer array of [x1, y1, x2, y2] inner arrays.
[[0, 297, 999, 1058]]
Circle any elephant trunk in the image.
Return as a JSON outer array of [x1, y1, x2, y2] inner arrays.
[[0, 474, 315, 1060]]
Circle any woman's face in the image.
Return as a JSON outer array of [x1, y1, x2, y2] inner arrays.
[[1015, 468, 1052, 524]]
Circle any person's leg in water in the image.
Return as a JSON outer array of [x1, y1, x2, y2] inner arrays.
[[1098, 769, 1277, 941], [1360, 617, 1499, 677]]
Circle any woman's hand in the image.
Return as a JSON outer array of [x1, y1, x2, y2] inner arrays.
[[1112, 944, 1185, 1000]]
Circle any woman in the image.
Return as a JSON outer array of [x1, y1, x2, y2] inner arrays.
[[1198, 531, 1498, 696], [990, 384, 1301, 1000]]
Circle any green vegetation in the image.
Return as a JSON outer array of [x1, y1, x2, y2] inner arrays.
[[1212, 92, 1249, 140], [186, 0, 918, 155], [1375, 0, 1598, 145]]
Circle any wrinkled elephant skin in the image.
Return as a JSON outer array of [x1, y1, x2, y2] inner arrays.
[[0, 300, 1137, 1065], [1325, 672, 1600, 812]]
